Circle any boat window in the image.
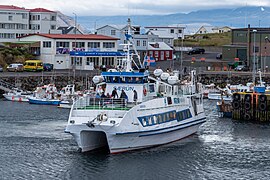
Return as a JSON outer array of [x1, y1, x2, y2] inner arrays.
[[145, 117, 150, 126], [153, 116, 157, 124], [149, 84, 155, 93], [114, 77, 119, 83], [166, 113, 170, 121], [158, 114, 163, 123], [142, 117, 147, 126], [167, 97, 172, 105], [174, 98, 180, 104]]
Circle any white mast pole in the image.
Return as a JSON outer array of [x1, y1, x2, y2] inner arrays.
[[126, 18, 132, 72]]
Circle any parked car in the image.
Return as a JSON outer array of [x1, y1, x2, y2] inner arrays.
[[0, 65, 3, 72], [187, 48, 205, 55], [235, 65, 249, 71], [216, 53, 222, 59], [7, 63, 24, 72], [43, 63, 54, 71]]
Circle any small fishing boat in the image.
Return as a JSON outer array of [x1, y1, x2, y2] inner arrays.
[[28, 84, 60, 105], [3, 88, 32, 102]]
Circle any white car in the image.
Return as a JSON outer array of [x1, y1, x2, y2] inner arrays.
[[7, 63, 24, 72]]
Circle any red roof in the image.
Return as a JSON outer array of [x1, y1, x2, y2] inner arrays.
[[0, 5, 28, 11], [29, 8, 54, 13], [21, 34, 119, 40]]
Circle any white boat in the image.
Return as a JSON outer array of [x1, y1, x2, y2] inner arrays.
[[65, 19, 206, 154], [208, 83, 252, 101], [28, 84, 61, 105], [3, 88, 32, 102], [58, 84, 76, 108], [208, 93, 232, 101]]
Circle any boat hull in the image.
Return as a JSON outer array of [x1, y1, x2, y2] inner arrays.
[[109, 119, 205, 153], [66, 115, 206, 153], [3, 94, 29, 102], [208, 93, 231, 101], [29, 98, 60, 105]]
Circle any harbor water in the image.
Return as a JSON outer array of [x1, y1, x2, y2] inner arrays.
[[0, 99, 270, 179]]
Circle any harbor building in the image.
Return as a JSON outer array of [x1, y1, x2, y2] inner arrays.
[[18, 34, 120, 69], [96, 24, 162, 60], [222, 26, 270, 72], [0, 5, 61, 42]]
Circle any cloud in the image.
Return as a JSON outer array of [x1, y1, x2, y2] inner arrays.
[[1, 0, 270, 16]]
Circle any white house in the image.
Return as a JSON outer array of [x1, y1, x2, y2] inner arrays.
[[96, 23, 161, 60], [195, 25, 231, 34], [145, 26, 185, 47], [0, 5, 61, 42], [18, 34, 121, 70]]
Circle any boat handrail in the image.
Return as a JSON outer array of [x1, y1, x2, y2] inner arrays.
[[73, 96, 133, 110]]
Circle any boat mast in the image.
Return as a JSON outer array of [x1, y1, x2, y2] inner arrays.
[[126, 18, 132, 72]]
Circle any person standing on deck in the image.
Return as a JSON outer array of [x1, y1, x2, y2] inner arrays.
[[133, 90, 138, 103], [112, 88, 118, 98]]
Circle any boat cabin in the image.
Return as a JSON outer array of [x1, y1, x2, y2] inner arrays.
[[100, 70, 155, 103]]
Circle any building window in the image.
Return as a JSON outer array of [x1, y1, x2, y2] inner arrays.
[[170, 29, 174, 33], [86, 57, 99, 66], [29, 24, 40, 30], [111, 30, 116, 35], [143, 40, 146, 46], [43, 41, 52, 48], [56, 42, 69, 48], [155, 51, 159, 57], [72, 42, 85, 49], [136, 40, 140, 46], [178, 29, 182, 33], [8, 16, 13, 21], [51, 16, 56, 21], [103, 42, 115, 48], [88, 42, 100, 49], [149, 51, 153, 57], [31, 15, 40, 20], [254, 46, 259, 53], [102, 57, 114, 66], [0, 33, 15, 39], [166, 51, 170, 57]]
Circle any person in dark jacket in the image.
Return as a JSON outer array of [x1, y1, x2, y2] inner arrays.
[[133, 90, 138, 103], [111, 88, 118, 98]]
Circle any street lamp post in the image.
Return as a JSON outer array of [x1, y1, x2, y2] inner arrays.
[[72, 12, 77, 83], [180, 27, 184, 79], [252, 29, 257, 84]]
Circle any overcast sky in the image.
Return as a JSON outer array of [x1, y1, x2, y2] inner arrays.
[[2, 0, 269, 16]]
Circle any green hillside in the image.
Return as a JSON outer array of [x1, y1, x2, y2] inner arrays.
[[174, 32, 231, 47]]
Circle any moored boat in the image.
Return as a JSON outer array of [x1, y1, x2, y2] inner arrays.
[[3, 88, 32, 102], [28, 84, 60, 105]]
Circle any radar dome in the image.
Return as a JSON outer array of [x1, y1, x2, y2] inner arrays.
[[154, 69, 163, 77], [168, 76, 179, 85], [107, 69, 117, 72], [160, 72, 170, 81], [92, 76, 103, 84]]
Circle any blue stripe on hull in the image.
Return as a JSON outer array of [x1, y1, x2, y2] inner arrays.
[[116, 117, 206, 135], [29, 99, 60, 105], [139, 120, 205, 137]]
